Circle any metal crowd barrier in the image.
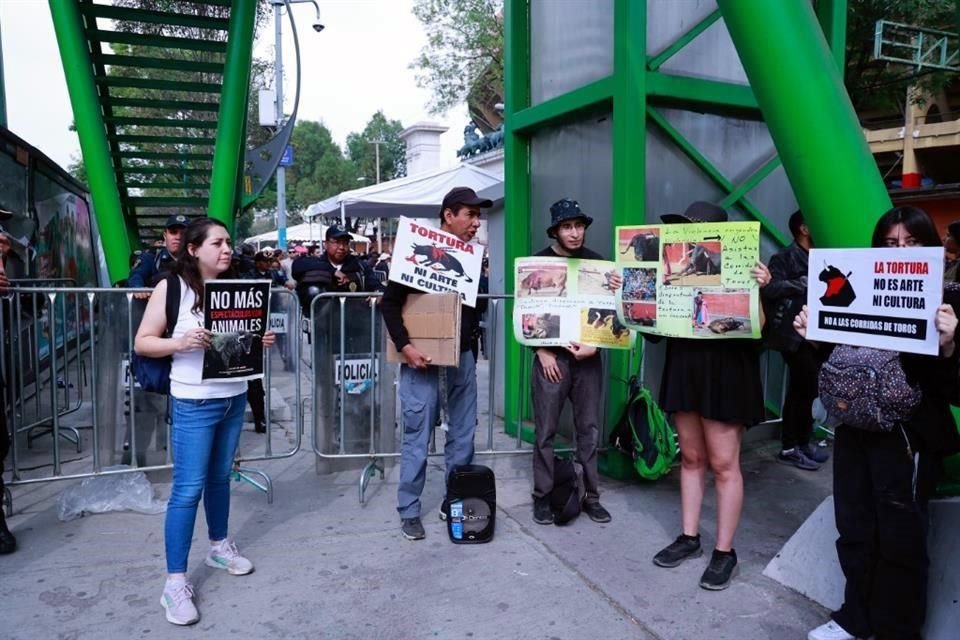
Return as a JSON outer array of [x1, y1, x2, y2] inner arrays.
[[0, 285, 303, 512]]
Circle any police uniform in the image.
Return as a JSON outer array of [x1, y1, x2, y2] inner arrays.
[[127, 214, 189, 288]]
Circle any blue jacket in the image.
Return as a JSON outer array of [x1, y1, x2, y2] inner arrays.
[[128, 248, 176, 288]]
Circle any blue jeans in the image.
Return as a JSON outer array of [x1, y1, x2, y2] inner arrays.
[[165, 393, 246, 573], [397, 351, 477, 519]]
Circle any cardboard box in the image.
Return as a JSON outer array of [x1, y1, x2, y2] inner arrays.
[[386, 292, 462, 367]]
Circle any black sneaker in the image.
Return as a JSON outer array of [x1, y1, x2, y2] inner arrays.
[[653, 534, 702, 568], [401, 517, 425, 540], [0, 520, 16, 555], [699, 549, 738, 590], [533, 497, 554, 525], [582, 501, 612, 523]]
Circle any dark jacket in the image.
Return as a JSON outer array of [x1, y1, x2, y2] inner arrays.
[[128, 247, 176, 288], [292, 252, 377, 314], [533, 244, 604, 361], [762, 242, 809, 352]]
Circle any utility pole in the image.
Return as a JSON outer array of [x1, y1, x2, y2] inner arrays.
[[273, 2, 287, 251], [369, 139, 384, 251]]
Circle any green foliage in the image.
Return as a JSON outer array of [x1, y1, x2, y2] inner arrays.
[[345, 111, 407, 183], [410, 0, 504, 115], [845, 0, 958, 114]]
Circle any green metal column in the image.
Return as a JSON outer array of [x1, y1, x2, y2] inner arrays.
[[503, 0, 531, 436], [605, 0, 646, 462], [49, 0, 131, 284], [816, 0, 848, 70], [207, 0, 256, 226], [717, 0, 890, 248]]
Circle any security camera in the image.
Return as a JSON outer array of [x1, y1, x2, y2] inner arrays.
[[312, 20, 324, 33]]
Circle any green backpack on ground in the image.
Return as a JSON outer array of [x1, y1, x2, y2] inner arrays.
[[609, 375, 678, 481]]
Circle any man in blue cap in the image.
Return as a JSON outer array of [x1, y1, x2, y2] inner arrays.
[[128, 214, 189, 297], [529, 198, 618, 525]]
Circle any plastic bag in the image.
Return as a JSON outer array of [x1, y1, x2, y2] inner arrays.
[[58, 466, 167, 521]]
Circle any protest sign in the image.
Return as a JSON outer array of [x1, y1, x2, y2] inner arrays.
[[389, 216, 484, 307], [614, 221, 761, 339], [805, 247, 944, 355], [513, 257, 634, 350], [202, 280, 271, 381]]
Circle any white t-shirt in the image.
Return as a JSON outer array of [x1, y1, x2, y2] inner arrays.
[[169, 277, 248, 400]]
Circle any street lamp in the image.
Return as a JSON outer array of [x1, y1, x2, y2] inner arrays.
[[271, 0, 323, 251]]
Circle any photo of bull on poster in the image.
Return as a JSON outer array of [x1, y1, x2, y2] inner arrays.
[[513, 257, 633, 350], [389, 216, 484, 307], [806, 247, 944, 356], [202, 280, 272, 381], [614, 221, 761, 339]]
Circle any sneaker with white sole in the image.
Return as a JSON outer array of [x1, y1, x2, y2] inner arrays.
[[807, 620, 855, 640], [160, 579, 199, 626], [205, 539, 254, 575]]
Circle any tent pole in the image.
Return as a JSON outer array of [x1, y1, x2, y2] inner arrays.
[[377, 218, 383, 253], [340, 201, 346, 227]]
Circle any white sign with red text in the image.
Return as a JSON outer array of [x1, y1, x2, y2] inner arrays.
[[389, 216, 484, 307]]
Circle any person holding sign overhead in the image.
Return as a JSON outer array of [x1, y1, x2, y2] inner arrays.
[[381, 187, 492, 541], [529, 198, 621, 525], [796, 207, 960, 640], [650, 201, 771, 591], [135, 219, 276, 626]]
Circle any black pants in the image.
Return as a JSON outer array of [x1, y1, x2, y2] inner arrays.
[[247, 378, 265, 426], [532, 353, 602, 504], [781, 342, 820, 450], [832, 425, 932, 640]]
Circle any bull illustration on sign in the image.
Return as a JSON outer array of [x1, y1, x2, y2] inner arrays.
[[408, 243, 473, 282], [209, 331, 256, 368]]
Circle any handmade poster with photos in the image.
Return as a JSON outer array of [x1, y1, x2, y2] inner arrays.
[[614, 221, 761, 339], [202, 280, 271, 382], [513, 257, 634, 350]]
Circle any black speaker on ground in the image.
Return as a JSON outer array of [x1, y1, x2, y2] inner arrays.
[[445, 464, 496, 544]]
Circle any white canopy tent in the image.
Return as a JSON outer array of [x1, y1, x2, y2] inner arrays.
[[304, 162, 503, 222], [245, 222, 369, 247]]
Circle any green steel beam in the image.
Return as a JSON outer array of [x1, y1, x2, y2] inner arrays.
[[120, 166, 211, 176], [78, 4, 230, 31], [816, 0, 848, 70], [104, 116, 218, 129], [717, 0, 890, 248], [183, 0, 233, 7], [114, 134, 216, 145], [85, 29, 228, 53], [605, 0, 648, 471], [647, 72, 760, 118], [113, 151, 213, 161], [647, 8, 721, 71], [509, 77, 613, 135], [105, 96, 220, 112], [96, 76, 222, 93], [647, 107, 790, 246], [124, 197, 208, 207], [718, 154, 783, 211], [503, 0, 531, 437], [207, 0, 256, 225], [124, 182, 211, 191], [49, 0, 132, 284], [95, 54, 224, 74]]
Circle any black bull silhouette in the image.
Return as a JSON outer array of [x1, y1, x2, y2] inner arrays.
[[621, 233, 660, 262], [587, 309, 629, 339], [209, 331, 255, 368], [411, 244, 472, 282]]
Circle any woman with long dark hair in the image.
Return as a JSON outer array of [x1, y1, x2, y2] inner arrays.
[[135, 218, 275, 626], [798, 207, 959, 640]]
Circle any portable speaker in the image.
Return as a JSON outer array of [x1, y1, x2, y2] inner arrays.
[[445, 464, 496, 544]]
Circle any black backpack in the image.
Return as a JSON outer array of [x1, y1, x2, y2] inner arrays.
[[130, 274, 181, 394], [549, 456, 585, 525]]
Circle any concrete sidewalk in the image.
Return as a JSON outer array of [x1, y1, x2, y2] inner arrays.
[[2, 438, 833, 639], [1, 350, 836, 639]]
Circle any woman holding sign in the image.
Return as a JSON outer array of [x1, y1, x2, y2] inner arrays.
[[135, 218, 275, 626], [796, 207, 959, 640], [650, 202, 771, 591]]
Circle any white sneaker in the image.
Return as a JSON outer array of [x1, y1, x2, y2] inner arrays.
[[205, 539, 254, 575], [808, 620, 855, 640], [160, 579, 199, 626]]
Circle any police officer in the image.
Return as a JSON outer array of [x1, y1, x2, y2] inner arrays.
[[128, 214, 189, 298], [292, 225, 377, 315]]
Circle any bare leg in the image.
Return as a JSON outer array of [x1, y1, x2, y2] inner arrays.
[[703, 418, 745, 551], [675, 412, 708, 536]]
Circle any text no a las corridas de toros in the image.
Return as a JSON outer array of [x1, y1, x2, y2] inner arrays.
[[805, 247, 944, 356], [389, 216, 484, 307], [202, 280, 271, 381]]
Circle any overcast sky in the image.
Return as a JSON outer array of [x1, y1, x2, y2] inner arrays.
[[0, 0, 468, 171]]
